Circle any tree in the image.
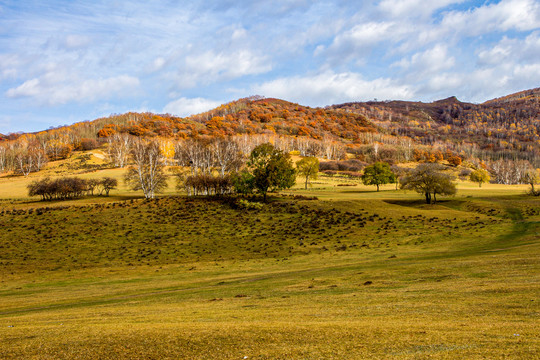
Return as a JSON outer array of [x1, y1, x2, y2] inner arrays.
[[296, 157, 319, 189], [107, 133, 132, 168], [361, 162, 396, 191], [124, 139, 168, 199], [469, 169, 490, 187], [86, 178, 100, 196], [101, 177, 118, 196], [391, 164, 407, 190], [239, 143, 296, 202], [211, 138, 244, 176], [0, 145, 6, 173], [522, 169, 540, 196], [447, 155, 462, 167], [400, 163, 456, 204], [231, 170, 255, 196]]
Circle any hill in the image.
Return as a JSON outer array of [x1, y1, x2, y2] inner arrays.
[[329, 89, 540, 165], [1, 89, 539, 177], [92, 96, 375, 143]]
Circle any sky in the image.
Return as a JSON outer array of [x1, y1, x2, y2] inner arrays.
[[0, 0, 539, 134]]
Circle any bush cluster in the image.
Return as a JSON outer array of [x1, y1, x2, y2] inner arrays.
[[236, 199, 264, 210], [184, 174, 232, 196], [319, 159, 366, 172], [322, 170, 362, 178], [28, 176, 118, 201]]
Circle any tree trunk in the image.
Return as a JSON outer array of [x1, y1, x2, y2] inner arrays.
[[425, 192, 431, 204], [376, 184, 380, 192], [305, 176, 308, 190]]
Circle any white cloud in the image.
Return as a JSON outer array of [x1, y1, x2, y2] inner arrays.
[[320, 21, 396, 62], [149, 57, 167, 72], [379, 0, 464, 18], [253, 71, 415, 105], [163, 97, 223, 116], [477, 32, 540, 65], [441, 0, 540, 36], [63, 34, 91, 49], [394, 44, 455, 74], [0, 54, 24, 80], [185, 50, 271, 82], [6, 74, 140, 105], [232, 27, 248, 40]]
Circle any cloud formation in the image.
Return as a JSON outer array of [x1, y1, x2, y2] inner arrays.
[[163, 97, 223, 117], [0, 0, 539, 132], [254, 71, 414, 105], [6, 73, 140, 105]]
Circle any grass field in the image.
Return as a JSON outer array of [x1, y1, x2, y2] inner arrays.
[[0, 159, 539, 359]]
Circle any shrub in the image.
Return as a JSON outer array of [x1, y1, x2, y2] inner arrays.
[[79, 138, 100, 151], [236, 199, 264, 210], [319, 159, 366, 172], [184, 174, 232, 196], [459, 168, 472, 180]]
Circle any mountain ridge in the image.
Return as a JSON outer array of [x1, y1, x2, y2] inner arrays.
[[1, 88, 538, 167]]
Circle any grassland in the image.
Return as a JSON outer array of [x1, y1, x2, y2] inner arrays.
[[0, 158, 539, 359]]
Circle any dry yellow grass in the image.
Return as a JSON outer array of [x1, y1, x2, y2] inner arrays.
[[0, 154, 539, 358]]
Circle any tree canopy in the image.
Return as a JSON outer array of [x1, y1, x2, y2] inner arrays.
[[361, 162, 396, 191], [236, 143, 296, 201], [469, 169, 490, 187], [296, 157, 319, 190], [400, 163, 456, 204]]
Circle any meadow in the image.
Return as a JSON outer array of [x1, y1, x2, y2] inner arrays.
[[0, 157, 539, 359]]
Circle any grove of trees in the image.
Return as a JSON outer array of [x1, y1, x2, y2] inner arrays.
[[27, 177, 117, 201]]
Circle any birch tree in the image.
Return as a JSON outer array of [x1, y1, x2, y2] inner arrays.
[[124, 139, 167, 199]]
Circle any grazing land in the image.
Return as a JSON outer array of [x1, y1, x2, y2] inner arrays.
[[0, 169, 539, 359]]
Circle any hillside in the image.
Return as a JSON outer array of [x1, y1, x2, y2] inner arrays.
[[1, 189, 539, 358], [92, 97, 375, 143], [329, 89, 540, 164], [1, 89, 539, 177]]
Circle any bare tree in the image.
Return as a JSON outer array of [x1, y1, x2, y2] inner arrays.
[[175, 139, 214, 175], [211, 138, 244, 176], [107, 133, 132, 168], [30, 144, 48, 171], [125, 139, 168, 199], [15, 149, 34, 176], [0, 145, 6, 173], [100, 177, 118, 196]]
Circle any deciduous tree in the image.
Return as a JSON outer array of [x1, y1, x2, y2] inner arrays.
[[237, 143, 296, 202], [400, 163, 457, 204], [361, 162, 396, 191], [469, 169, 490, 187], [522, 169, 540, 196], [296, 157, 319, 190], [124, 139, 168, 199]]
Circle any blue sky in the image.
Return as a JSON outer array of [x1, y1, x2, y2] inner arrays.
[[0, 0, 539, 133]]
